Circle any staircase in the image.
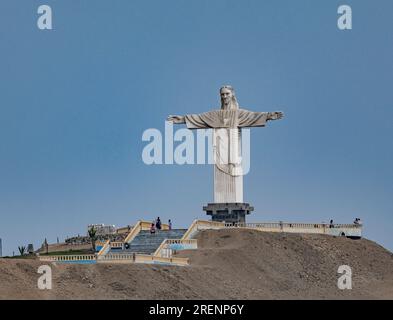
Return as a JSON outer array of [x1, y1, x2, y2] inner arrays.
[[109, 229, 187, 255]]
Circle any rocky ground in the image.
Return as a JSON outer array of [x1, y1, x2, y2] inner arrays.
[[0, 229, 392, 299]]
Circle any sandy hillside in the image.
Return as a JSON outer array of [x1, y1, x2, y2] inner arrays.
[[0, 229, 392, 299]]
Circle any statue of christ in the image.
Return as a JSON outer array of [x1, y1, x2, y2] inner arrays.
[[167, 86, 283, 221]]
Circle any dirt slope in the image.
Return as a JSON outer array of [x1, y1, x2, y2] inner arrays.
[[0, 229, 392, 299]]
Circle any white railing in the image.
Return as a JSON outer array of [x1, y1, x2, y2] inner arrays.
[[110, 241, 123, 248], [97, 253, 135, 261], [98, 253, 189, 266], [39, 252, 188, 266], [182, 219, 362, 240], [230, 222, 362, 233], [231, 222, 361, 229], [135, 254, 189, 266], [166, 239, 197, 245], [39, 254, 96, 262]]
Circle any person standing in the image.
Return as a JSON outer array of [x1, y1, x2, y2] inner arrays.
[[150, 223, 156, 234], [156, 217, 162, 231], [168, 219, 172, 230]]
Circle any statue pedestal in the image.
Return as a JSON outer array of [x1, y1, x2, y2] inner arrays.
[[203, 203, 254, 224]]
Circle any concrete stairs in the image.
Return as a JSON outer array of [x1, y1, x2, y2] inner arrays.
[[109, 229, 187, 255]]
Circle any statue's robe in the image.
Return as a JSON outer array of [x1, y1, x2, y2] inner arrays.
[[183, 109, 269, 129], [183, 108, 269, 203]]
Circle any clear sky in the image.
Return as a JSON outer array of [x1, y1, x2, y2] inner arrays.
[[0, 0, 392, 256]]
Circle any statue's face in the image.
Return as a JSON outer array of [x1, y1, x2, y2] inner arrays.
[[220, 88, 233, 108]]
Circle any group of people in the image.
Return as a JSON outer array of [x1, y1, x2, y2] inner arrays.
[[328, 218, 363, 228], [150, 217, 172, 234]]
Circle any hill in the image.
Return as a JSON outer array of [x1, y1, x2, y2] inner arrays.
[[0, 229, 392, 299]]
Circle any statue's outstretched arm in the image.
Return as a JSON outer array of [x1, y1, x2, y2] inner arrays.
[[167, 115, 186, 124], [267, 111, 284, 121]]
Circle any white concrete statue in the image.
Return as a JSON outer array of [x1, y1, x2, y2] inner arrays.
[[167, 85, 283, 204]]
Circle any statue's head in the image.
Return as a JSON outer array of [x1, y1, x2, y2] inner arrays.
[[220, 85, 239, 110]]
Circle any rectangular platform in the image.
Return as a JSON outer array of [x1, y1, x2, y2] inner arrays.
[[203, 202, 254, 224]]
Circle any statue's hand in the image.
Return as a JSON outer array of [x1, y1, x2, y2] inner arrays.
[[167, 115, 185, 123], [167, 115, 179, 121], [268, 111, 284, 121]]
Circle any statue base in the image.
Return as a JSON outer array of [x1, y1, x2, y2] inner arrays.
[[203, 203, 254, 224]]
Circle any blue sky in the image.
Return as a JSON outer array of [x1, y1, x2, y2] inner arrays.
[[0, 0, 392, 256]]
